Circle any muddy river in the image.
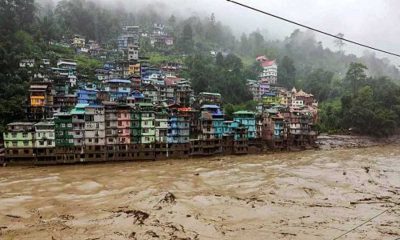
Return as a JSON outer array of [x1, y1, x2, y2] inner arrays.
[[0, 145, 399, 240]]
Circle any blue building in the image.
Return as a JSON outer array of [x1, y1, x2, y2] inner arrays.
[[167, 109, 190, 144], [77, 85, 98, 105], [200, 105, 224, 139], [104, 79, 131, 101], [233, 111, 256, 139]]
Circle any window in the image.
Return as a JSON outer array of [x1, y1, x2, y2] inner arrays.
[[23, 141, 29, 146], [22, 133, 28, 138], [40, 141, 44, 146], [12, 141, 17, 147], [61, 123, 65, 128], [47, 140, 52, 145]]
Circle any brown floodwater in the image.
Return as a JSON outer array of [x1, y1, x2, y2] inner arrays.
[[0, 145, 399, 240]]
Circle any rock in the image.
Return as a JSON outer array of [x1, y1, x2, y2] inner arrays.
[[194, 173, 199, 176], [363, 166, 370, 173], [6, 214, 21, 219], [186, 214, 191, 218]]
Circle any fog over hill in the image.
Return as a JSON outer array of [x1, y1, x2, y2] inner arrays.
[[37, 0, 400, 66]]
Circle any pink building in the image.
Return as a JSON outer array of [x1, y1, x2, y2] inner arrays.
[[117, 106, 131, 144]]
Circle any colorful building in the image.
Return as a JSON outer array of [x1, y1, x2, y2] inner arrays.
[[233, 111, 256, 139], [3, 122, 36, 162], [54, 113, 73, 147]]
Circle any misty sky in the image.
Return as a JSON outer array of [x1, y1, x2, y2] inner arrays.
[[118, 0, 400, 65]]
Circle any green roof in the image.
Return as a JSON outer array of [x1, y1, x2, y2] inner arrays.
[[70, 103, 89, 114], [233, 110, 255, 115]]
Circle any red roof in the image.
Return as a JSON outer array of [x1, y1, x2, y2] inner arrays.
[[256, 55, 268, 62], [261, 60, 276, 67]]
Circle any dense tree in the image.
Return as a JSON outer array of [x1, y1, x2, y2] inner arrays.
[[278, 56, 296, 88], [344, 62, 367, 96], [302, 69, 335, 102], [180, 24, 194, 53]]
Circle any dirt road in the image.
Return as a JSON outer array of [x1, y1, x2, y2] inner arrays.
[[0, 146, 399, 239]]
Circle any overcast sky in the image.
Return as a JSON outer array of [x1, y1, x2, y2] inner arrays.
[[119, 0, 400, 65]]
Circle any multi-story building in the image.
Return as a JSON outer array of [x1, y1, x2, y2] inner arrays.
[[72, 34, 85, 48], [54, 113, 73, 147], [3, 122, 35, 162], [175, 80, 193, 107], [117, 26, 140, 50], [142, 84, 159, 104], [34, 121, 55, 148], [84, 105, 106, 161], [104, 79, 131, 101], [127, 43, 139, 61], [84, 105, 105, 146], [139, 103, 155, 144], [28, 83, 54, 121], [104, 102, 118, 145], [233, 111, 256, 139], [117, 105, 131, 144], [256, 55, 277, 85], [167, 109, 190, 144], [77, 85, 98, 104], [70, 103, 88, 146], [199, 105, 224, 139], [130, 102, 155, 144], [155, 106, 168, 143]]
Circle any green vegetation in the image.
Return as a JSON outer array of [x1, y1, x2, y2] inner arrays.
[[316, 63, 400, 137], [2, 0, 400, 137], [184, 53, 253, 105]]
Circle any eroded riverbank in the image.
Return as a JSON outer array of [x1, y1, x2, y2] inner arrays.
[[0, 145, 399, 239]]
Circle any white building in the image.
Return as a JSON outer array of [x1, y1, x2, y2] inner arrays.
[[256, 56, 277, 85], [34, 121, 55, 148]]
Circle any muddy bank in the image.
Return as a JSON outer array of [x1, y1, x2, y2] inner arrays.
[[0, 145, 399, 239], [317, 134, 400, 150]]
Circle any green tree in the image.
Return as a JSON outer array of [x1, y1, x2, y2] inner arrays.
[[278, 56, 296, 88], [180, 24, 194, 53], [344, 62, 367, 96]]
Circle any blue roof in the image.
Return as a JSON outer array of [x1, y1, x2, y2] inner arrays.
[[201, 104, 220, 109], [106, 79, 131, 83], [263, 92, 276, 97]]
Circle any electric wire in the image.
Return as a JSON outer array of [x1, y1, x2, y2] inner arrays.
[[226, 0, 400, 58]]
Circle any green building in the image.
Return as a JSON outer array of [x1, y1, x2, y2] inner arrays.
[[130, 102, 155, 144], [54, 112, 74, 147]]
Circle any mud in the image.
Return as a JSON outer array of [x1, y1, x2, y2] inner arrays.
[[0, 145, 399, 239]]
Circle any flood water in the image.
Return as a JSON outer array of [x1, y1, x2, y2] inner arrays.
[[0, 145, 399, 239]]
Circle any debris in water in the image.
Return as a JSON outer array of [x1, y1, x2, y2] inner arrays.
[[144, 230, 159, 238], [59, 214, 75, 220], [157, 192, 176, 206], [128, 232, 136, 239]]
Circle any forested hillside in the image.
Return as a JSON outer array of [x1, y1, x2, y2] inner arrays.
[[1, 0, 400, 135]]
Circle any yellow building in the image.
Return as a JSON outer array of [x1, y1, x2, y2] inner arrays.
[[128, 63, 141, 75]]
